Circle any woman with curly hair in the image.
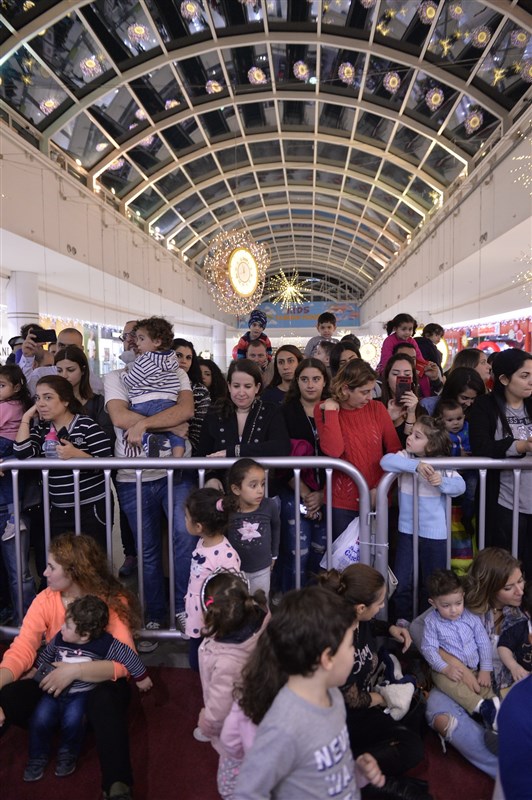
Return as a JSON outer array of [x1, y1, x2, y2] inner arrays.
[[172, 338, 211, 454], [316, 359, 401, 538], [0, 533, 141, 800]]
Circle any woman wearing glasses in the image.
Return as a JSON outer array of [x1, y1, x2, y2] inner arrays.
[[316, 359, 401, 538]]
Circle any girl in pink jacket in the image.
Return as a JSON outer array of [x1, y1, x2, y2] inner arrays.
[[377, 313, 426, 376], [195, 570, 269, 790]]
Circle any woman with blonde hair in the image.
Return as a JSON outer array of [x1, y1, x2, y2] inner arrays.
[[0, 533, 140, 799], [316, 359, 401, 537]]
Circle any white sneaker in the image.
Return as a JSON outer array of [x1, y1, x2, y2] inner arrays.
[[1, 514, 25, 542], [175, 612, 189, 639], [193, 727, 210, 743], [137, 621, 160, 653]]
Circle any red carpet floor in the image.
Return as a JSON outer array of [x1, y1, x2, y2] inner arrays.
[[1, 667, 494, 800]]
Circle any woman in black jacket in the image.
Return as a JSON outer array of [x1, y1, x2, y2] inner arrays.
[[277, 358, 330, 589], [196, 359, 290, 467], [469, 349, 532, 574]]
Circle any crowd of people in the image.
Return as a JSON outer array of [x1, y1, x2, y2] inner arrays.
[[0, 308, 531, 800]]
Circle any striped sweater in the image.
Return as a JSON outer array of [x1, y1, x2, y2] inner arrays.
[[122, 349, 181, 402], [37, 630, 148, 692], [14, 415, 112, 507]]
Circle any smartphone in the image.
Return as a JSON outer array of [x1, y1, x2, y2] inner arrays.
[[395, 375, 412, 404], [31, 329, 57, 344], [33, 662, 56, 684]]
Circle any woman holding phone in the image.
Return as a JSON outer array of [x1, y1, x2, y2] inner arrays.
[[380, 354, 422, 447]]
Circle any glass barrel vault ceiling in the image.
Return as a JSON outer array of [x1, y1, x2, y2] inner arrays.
[[1, 0, 531, 298]]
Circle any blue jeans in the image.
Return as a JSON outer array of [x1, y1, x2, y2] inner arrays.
[[131, 399, 185, 451], [393, 532, 446, 621], [117, 474, 196, 622], [277, 489, 327, 590], [0, 504, 35, 624], [29, 691, 87, 759]]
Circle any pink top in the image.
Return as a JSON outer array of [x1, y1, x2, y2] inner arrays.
[[377, 333, 425, 375], [0, 588, 135, 681], [219, 701, 258, 760], [185, 537, 241, 637], [0, 400, 24, 440]]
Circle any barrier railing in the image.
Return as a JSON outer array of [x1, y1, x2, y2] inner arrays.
[[2, 455, 530, 640], [0, 456, 371, 641], [374, 457, 532, 617]]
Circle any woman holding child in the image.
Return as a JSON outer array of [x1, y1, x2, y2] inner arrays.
[[0, 533, 140, 799], [410, 547, 525, 778]]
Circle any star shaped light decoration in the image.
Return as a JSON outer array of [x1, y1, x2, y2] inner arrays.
[[267, 269, 312, 310]]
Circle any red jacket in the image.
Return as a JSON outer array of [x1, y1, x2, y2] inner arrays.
[[315, 400, 401, 511]]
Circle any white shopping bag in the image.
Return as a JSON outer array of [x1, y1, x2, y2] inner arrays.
[[320, 517, 360, 571]]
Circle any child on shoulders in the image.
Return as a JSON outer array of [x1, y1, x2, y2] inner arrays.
[[421, 570, 499, 731], [304, 312, 339, 358], [377, 313, 426, 376], [233, 310, 272, 362]]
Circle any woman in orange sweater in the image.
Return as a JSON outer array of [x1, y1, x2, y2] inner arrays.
[[316, 359, 401, 538], [0, 533, 140, 800]]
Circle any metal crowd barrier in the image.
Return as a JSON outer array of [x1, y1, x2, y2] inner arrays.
[[374, 456, 532, 617], [1, 456, 530, 640], [0, 456, 371, 641]]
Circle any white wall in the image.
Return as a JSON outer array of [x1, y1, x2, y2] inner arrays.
[[361, 122, 532, 328]]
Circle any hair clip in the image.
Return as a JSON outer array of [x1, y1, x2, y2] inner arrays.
[[200, 567, 251, 612], [216, 498, 224, 512]]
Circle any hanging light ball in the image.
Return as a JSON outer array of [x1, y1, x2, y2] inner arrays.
[[521, 59, 532, 84], [135, 108, 147, 120], [165, 98, 180, 109], [248, 66, 267, 85], [206, 80, 223, 94], [511, 30, 530, 49], [338, 62, 355, 86], [449, 2, 464, 19], [127, 23, 150, 44], [418, 1, 438, 24], [95, 142, 108, 152], [359, 0, 377, 7], [293, 61, 310, 81], [383, 71, 401, 94], [180, 0, 200, 20], [471, 26, 491, 48], [39, 97, 59, 115], [204, 229, 269, 315], [79, 56, 102, 80], [425, 87, 444, 111], [140, 134, 155, 147], [464, 109, 484, 136], [108, 158, 125, 171]]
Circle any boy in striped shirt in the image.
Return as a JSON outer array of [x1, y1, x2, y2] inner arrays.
[[25, 595, 151, 782]]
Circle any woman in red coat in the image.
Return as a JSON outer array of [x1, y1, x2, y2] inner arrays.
[[316, 359, 401, 538]]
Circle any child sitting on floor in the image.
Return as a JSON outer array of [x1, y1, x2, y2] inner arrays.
[[25, 595, 152, 782], [232, 585, 385, 799], [421, 570, 499, 731]]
